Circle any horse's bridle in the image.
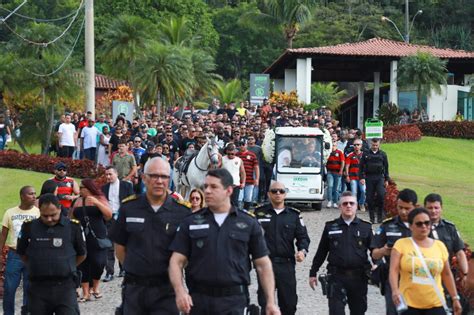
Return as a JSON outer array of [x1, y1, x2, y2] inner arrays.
[[194, 143, 219, 171]]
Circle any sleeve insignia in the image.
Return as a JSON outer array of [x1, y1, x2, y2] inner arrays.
[[71, 219, 81, 225], [122, 195, 138, 203]]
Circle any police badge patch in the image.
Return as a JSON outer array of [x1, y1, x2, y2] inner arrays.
[[53, 238, 63, 247], [236, 222, 248, 229]]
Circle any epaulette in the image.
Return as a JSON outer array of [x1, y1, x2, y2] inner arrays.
[[23, 219, 33, 224], [360, 218, 372, 224], [288, 207, 301, 213], [122, 195, 138, 203], [382, 217, 395, 224], [326, 218, 338, 225], [175, 198, 191, 208], [241, 209, 255, 218], [71, 218, 81, 225]]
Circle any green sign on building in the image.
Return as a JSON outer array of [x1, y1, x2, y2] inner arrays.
[[250, 74, 270, 105]]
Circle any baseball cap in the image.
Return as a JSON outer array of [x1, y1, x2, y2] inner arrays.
[[147, 141, 156, 149], [55, 162, 67, 170]]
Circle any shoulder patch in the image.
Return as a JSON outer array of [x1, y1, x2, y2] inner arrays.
[[122, 195, 138, 203], [175, 199, 191, 208], [71, 219, 81, 225], [288, 207, 301, 213]]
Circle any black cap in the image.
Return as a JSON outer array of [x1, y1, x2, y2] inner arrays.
[[238, 140, 246, 146], [55, 162, 67, 170], [140, 124, 147, 129], [147, 141, 155, 149]]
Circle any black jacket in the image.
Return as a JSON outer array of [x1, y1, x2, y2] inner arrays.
[[101, 180, 134, 205]]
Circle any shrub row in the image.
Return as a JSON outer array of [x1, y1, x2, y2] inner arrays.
[[382, 124, 422, 143], [417, 121, 474, 139], [0, 150, 105, 179], [384, 179, 399, 218]]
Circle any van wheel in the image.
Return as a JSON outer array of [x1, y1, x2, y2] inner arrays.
[[312, 203, 322, 211]]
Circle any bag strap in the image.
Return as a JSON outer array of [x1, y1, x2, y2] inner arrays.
[[410, 237, 449, 312], [81, 198, 99, 239]]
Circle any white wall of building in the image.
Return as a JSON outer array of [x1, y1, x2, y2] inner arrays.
[[284, 69, 296, 92], [273, 79, 284, 92], [428, 85, 470, 121]]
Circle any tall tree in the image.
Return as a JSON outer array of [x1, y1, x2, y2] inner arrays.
[[397, 51, 447, 110]]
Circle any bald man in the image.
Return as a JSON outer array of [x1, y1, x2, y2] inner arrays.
[[254, 181, 310, 315], [110, 158, 191, 314]]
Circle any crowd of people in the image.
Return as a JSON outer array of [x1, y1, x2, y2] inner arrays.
[[0, 99, 472, 315]]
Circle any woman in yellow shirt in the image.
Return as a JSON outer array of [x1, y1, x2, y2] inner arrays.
[[389, 208, 462, 315]]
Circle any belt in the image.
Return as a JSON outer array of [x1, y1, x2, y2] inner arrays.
[[124, 273, 171, 287], [328, 266, 365, 277], [192, 284, 248, 297], [271, 257, 294, 263]]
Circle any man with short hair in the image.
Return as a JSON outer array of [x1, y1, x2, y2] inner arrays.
[[255, 181, 310, 315], [221, 144, 246, 207], [16, 194, 86, 314], [0, 186, 40, 315], [309, 191, 372, 315], [131, 136, 146, 164], [326, 141, 345, 209], [110, 158, 191, 314], [345, 139, 366, 212], [169, 168, 280, 315], [81, 119, 101, 161], [371, 188, 417, 315], [112, 140, 137, 182], [425, 193, 468, 285], [101, 166, 134, 281], [57, 114, 77, 158], [359, 138, 390, 223]]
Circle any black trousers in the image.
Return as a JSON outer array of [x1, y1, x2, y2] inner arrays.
[[365, 177, 385, 223], [28, 279, 79, 315], [258, 261, 297, 315], [231, 186, 241, 208], [123, 283, 177, 315], [328, 273, 368, 315], [59, 146, 75, 158], [263, 164, 273, 202], [105, 219, 122, 276], [190, 292, 248, 315]]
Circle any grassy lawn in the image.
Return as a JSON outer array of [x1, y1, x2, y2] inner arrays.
[[383, 136, 474, 245]]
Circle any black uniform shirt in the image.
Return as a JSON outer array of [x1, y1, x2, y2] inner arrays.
[[359, 149, 389, 180], [430, 219, 464, 257], [17, 216, 86, 257], [254, 204, 310, 259], [309, 216, 372, 277], [109, 194, 191, 277], [169, 206, 269, 287]]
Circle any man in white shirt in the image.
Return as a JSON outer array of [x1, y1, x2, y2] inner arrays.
[[57, 114, 77, 158], [221, 144, 245, 208], [81, 119, 101, 161], [101, 166, 134, 281]]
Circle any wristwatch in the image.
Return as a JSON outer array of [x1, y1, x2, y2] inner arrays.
[[452, 294, 461, 301]]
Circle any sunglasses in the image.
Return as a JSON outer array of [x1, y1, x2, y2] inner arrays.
[[354, 144, 362, 146], [57, 168, 67, 172], [145, 173, 170, 181], [134, 141, 141, 143], [270, 189, 286, 194], [341, 201, 356, 206], [190, 196, 201, 201], [414, 220, 431, 228]]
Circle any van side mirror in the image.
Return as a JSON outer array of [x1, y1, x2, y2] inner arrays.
[[324, 143, 331, 150]]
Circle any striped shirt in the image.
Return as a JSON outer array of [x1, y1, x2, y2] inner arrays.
[[237, 150, 258, 184]]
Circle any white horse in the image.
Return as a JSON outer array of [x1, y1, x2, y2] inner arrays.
[[172, 137, 220, 199]]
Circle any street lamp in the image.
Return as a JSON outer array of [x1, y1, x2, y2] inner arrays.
[[381, 9, 423, 43]]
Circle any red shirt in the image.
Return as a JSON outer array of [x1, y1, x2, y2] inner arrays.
[[326, 149, 345, 174], [237, 150, 258, 184], [345, 151, 363, 180]]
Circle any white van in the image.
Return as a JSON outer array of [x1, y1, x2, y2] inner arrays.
[[265, 127, 330, 210]]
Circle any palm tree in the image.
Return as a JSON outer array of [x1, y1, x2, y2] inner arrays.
[[158, 16, 200, 48], [135, 42, 193, 116], [311, 82, 347, 112], [397, 51, 447, 110], [242, 0, 317, 48], [214, 79, 242, 104], [100, 15, 155, 106]]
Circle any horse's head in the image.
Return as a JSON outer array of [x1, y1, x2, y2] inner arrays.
[[206, 137, 220, 166]]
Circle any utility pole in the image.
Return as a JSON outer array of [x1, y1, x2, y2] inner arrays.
[[85, 0, 95, 118], [405, 0, 410, 43]]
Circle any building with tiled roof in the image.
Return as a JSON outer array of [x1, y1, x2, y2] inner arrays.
[[264, 38, 474, 127]]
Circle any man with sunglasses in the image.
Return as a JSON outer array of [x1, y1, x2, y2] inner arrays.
[[110, 157, 191, 314], [344, 139, 366, 212], [371, 188, 417, 315], [309, 191, 372, 315], [255, 181, 310, 315], [50, 162, 80, 210]]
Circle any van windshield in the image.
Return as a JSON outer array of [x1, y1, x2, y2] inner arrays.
[[276, 136, 322, 173]]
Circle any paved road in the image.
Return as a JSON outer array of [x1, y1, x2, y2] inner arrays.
[[8, 206, 387, 314]]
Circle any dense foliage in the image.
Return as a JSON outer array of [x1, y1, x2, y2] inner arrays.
[[417, 121, 474, 139]]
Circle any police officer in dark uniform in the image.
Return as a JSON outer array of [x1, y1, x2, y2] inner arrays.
[[254, 181, 310, 315], [424, 193, 469, 306], [309, 191, 372, 315], [169, 168, 281, 315], [109, 157, 191, 314], [371, 188, 417, 315], [359, 137, 389, 223], [16, 193, 86, 315]]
